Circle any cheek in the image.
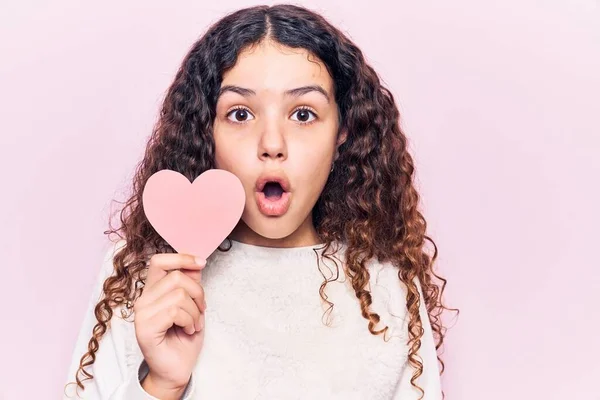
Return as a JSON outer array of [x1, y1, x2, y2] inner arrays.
[[214, 133, 243, 171], [213, 137, 256, 195], [293, 148, 333, 194], [300, 145, 334, 173], [214, 147, 231, 170], [213, 122, 237, 169], [215, 146, 251, 179]]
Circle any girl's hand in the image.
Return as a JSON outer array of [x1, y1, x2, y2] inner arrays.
[[132, 253, 207, 395]]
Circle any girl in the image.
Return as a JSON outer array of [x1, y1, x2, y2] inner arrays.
[[64, 4, 453, 400]]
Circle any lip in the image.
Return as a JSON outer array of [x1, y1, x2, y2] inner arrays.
[[254, 172, 292, 217], [255, 173, 291, 192], [255, 191, 292, 216]]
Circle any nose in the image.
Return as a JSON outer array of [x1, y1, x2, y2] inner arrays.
[[257, 118, 287, 162]]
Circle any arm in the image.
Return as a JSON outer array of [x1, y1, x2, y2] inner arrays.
[[62, 240, 195, 400], [393, 277, 443, 400]]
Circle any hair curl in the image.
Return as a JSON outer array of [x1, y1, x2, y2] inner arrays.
[[65, 4, 456, 399]]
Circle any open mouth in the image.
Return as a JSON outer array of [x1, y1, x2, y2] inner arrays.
[[262, 181, 285, 199], [255, 176, 292, 216]]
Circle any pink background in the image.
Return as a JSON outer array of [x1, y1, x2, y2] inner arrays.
[[1, 1, 599, 399]]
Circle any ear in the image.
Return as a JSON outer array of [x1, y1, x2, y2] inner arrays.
[[333, 129, 347, 162], [336, 128, 348, 148]]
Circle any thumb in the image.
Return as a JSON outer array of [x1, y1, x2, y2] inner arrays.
[[182, 256, 206, 283]]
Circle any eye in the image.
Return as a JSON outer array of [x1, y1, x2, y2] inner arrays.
[[291, 107, 317, 124], [225, 106, 318, 125], [226, 106, 255, 124]]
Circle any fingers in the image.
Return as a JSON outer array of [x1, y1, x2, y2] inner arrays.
[[152, 304, 196, 336], [138, 270, 206, 316], [182, 269, 202, 283], [146, 253, 206, 289], [133, 253, 207, 338], [141, 288, 205, 335]]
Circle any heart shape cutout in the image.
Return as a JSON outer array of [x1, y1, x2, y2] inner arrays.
[[142, 169, 246, 259]]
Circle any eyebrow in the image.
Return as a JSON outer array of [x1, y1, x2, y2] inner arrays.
[[218, 84, 331, 103]]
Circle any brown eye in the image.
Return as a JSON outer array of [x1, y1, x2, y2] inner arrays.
[[227, 107, 254, 123], [291, 107, 317, 124]]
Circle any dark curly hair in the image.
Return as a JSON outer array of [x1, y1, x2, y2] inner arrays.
[[65, 4, 456, 399]]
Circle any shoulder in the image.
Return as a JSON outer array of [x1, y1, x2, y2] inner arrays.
[[91, 239, 128, 289], [92, 239, 132, 317], [89, 239, 128, 296], [366, 257, 425, 304], [366, 258, 408, 305], [100, 239, 127, 269], [365, 258, 425, 340]]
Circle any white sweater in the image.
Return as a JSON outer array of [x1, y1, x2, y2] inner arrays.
[[63, 239, 442, 400]]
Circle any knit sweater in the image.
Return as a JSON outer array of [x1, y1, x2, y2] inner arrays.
[[63, 239, 442, 399]]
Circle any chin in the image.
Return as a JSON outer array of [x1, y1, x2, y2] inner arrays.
[[244, 215, 299, 240]]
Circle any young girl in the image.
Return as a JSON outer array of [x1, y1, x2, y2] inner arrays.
[[64, 4, 452, 400]]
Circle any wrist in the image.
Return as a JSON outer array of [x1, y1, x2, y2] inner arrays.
[[141, 371, 190, 400]]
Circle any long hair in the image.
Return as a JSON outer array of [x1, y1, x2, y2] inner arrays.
[[65, 4, 455, 399]]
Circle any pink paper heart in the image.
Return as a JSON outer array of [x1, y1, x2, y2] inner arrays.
[[142, 169, 246, 259]]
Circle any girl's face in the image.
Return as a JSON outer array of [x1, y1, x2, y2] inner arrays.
[[213, 40, 346, 247]]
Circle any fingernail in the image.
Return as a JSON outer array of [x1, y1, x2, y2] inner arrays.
[[194, 256, 206, 268]]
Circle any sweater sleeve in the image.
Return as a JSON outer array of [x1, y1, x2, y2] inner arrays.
[[62, 240, 195, 400], [392, 277, 443, 400]]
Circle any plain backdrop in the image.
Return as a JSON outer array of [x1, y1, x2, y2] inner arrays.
[[1, 1, 599, 399]]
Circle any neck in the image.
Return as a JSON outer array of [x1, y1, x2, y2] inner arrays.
[[228, 214, 321, 248]]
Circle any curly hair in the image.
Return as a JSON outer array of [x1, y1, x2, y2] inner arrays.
[[65, 4, 456, 399]]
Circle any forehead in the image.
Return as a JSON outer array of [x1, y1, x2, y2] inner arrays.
[[221, 40, 333, 94]]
